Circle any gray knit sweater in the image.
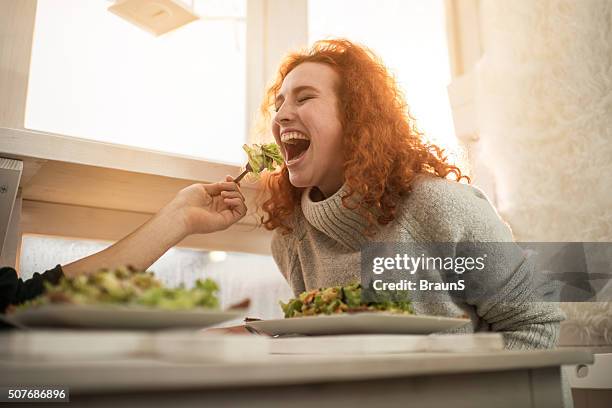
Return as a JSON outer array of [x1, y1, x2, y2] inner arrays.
[[271, 174, 564, 349]]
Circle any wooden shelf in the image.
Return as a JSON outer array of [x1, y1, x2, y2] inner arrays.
[[0, 127, 272, 255]]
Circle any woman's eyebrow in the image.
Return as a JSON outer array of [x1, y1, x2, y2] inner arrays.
[[275, 85, 320, 106], [292, 85, 319, 94]]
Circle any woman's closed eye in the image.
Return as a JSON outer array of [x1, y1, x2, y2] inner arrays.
[[297, 95, 315, 103], [274, 95, 314, 112]]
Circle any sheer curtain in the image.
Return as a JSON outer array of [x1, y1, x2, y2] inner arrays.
[[477, 0, 612, 347]]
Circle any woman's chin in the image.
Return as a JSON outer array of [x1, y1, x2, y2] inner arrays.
[[287, 171, 312, 189]]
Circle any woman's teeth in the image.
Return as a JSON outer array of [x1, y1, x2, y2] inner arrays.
[[281, 131, 309, 143], [281, 132, 311, 162]]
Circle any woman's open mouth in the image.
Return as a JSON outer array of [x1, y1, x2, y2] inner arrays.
[[281, 131, 311, 164]]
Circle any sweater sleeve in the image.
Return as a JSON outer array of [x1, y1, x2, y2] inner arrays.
[[409, 177, 564, 349], [271, 231, 305, 296], [0, 265, 64, 313]]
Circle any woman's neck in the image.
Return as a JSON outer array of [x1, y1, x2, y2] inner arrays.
[[311, 178, 344, 202], [300, 183, 372, 250], [309, 187, 326, 202]]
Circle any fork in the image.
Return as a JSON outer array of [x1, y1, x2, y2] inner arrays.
[[233, 163, 253, 184]]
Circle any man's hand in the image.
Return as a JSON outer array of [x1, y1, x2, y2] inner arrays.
[[170, 176, 247, 235]]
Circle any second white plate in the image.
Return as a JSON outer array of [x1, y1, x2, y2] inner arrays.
[[8, 304, 244, 330], [247, 313, 470, 336]]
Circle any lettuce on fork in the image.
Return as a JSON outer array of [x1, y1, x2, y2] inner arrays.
[[242, 143, 284, 176]]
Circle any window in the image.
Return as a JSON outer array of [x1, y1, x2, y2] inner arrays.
[[20, 235, 293, 320], [308, 0, 458, 155], [26, 0, 246, 164]]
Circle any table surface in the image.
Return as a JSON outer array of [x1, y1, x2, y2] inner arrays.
[[0, 348, 593, 394]]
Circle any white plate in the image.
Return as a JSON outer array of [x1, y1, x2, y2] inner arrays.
[[246, 313, 470, 336], [7, 304, 244, 330]]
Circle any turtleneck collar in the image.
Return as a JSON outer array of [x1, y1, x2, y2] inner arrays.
[[300, 185, 374, 249]]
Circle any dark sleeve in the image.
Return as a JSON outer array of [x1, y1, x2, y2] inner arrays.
[[0, 265, 64, 313]]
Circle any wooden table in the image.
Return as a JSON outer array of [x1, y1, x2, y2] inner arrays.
[[0, 349, 592, 407]]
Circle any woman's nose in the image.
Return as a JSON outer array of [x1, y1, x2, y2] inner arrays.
[[273, 102, 295, 124]]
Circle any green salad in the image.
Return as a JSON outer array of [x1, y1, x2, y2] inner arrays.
[[280, 283, 413, 318], [21, 266, 220, 311], [242, 143, 284, 176]]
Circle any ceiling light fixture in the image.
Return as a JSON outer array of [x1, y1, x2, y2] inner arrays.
[[108, 0, 199, 36]]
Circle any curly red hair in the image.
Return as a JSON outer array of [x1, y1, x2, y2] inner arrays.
[[258, 39, 469, 234]]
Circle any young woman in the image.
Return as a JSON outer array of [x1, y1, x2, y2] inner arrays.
[[258, 39, 563, 350]]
